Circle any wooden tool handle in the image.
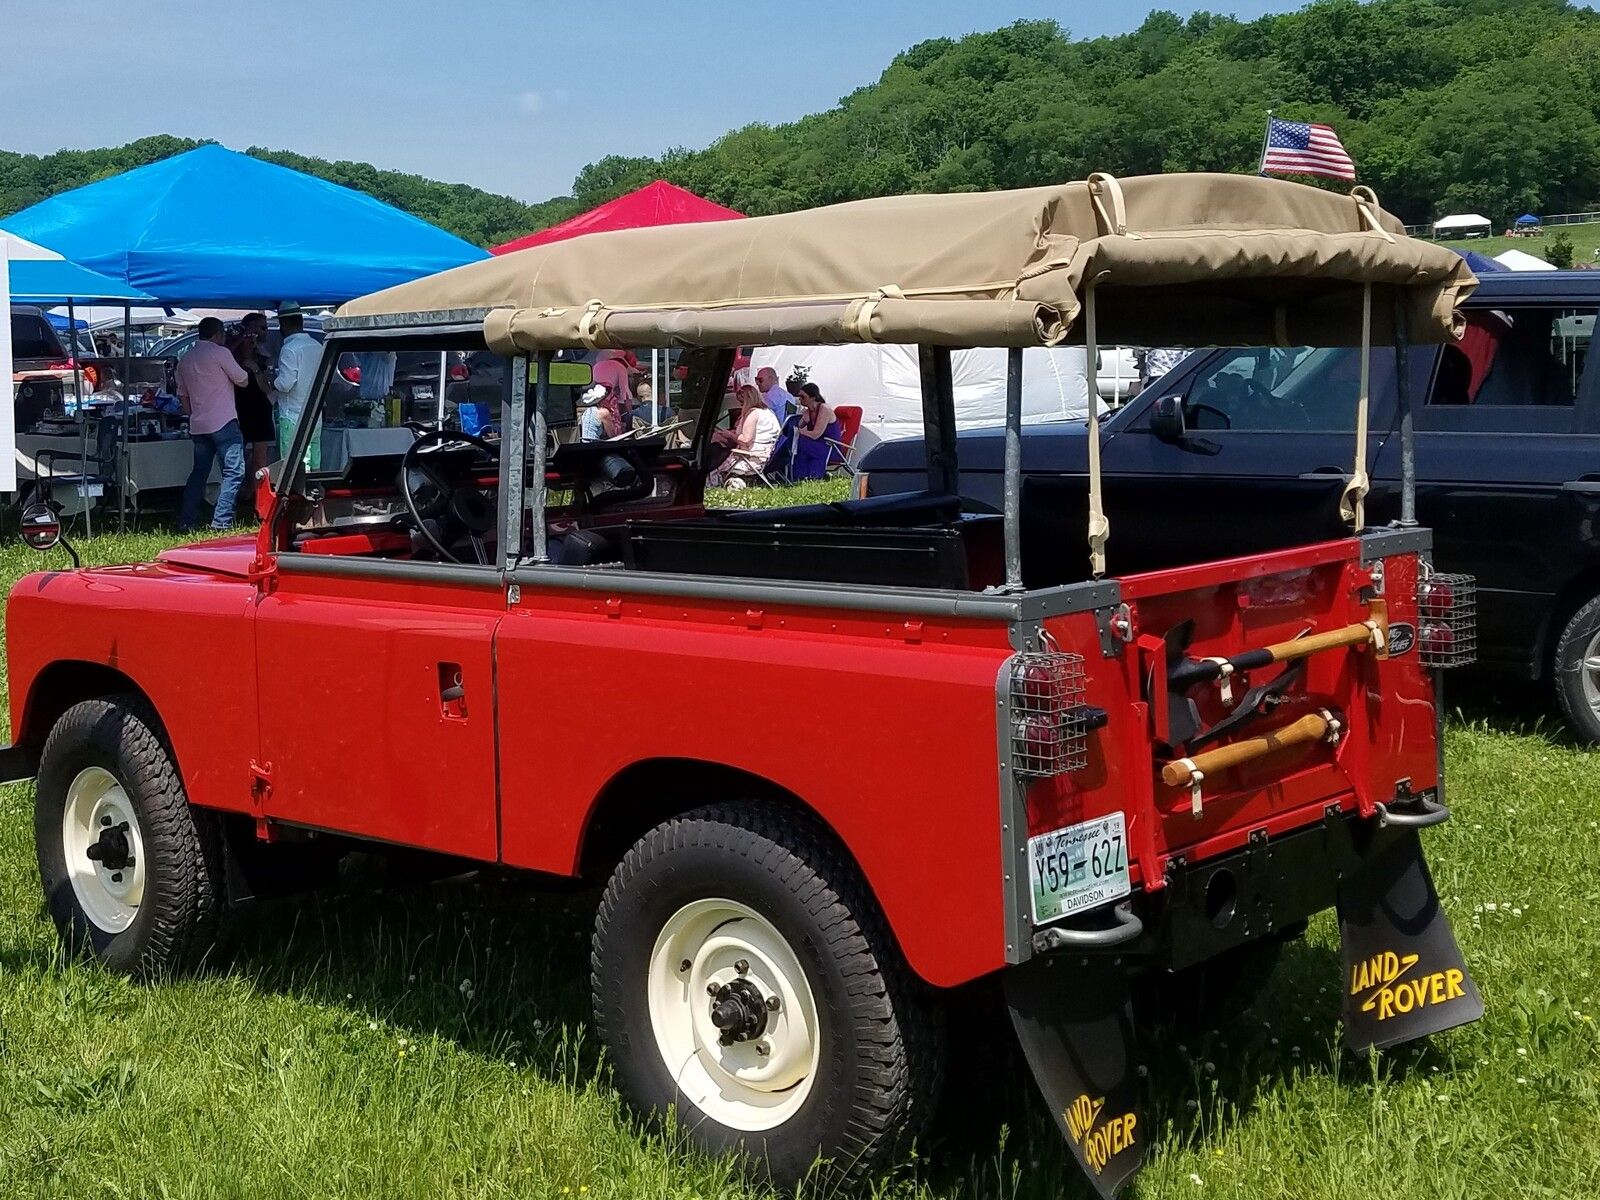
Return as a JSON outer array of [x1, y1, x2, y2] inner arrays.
[[1260, 621, 1378, 664], [1161, 711, 1331, 787]]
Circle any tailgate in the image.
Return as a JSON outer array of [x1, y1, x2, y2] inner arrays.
[[1024, 537, 1439, 893]]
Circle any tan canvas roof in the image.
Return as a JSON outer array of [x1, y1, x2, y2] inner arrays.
[[338, 172, 1475, 353]]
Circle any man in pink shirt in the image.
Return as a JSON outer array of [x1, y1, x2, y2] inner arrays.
[[175, 317, 249, 531]]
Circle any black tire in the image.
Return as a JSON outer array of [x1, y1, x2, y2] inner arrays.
[[1553, 594, 1600, 744], [35, 695, 223, 977], [591, 803, 944, 1189]]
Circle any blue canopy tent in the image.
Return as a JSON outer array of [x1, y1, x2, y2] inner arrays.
[[1515, 213, 1541, 227], [1, 144, 487, 306], [1452, 248, 1507, 275]]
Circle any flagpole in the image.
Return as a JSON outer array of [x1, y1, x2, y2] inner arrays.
[[1257, 107, 1274, 176]]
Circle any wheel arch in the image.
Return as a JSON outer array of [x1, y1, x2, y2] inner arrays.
[[576, 756, 910, 959], [18, 661, 157, 751], [1534, 565, 1600, 680]]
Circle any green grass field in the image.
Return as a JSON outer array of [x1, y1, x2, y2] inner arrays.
[[1442, 222, 1600, 267], [1, 509, 1598, 1198]]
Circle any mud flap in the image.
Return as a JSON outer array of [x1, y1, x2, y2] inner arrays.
[[1336, 826, 1483, 1052], [1004, 953, 1143, 1198]]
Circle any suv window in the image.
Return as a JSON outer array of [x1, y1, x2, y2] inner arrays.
[[1182, 346, 1376, 433], [1430, 307, 1594, 408]]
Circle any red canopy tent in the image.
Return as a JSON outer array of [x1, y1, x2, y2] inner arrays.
[[491, 180, 744, 255]]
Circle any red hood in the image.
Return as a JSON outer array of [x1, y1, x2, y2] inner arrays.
[[156, 536, 258, 578]]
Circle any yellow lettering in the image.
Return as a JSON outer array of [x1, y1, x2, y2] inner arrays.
[[1377, 988, 1395, 1020], [1446, 968, 1465, 1000]]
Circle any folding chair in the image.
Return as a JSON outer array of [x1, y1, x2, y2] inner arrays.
[[824, 405, 864, 476]]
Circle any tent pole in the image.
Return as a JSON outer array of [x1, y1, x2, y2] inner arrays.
[[1003, 347, 1024, 590], [120, 304, 131, 531], [67, 298, 90, 539]]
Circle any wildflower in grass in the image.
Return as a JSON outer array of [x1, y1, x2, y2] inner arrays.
[[1189, 1173, 1204, 1186], [1484, 903, 1497, 912], [1512, 907, 1523, 917], [1517, 1047, 1528, 1057], [1516, 1076, 1527, 1084]]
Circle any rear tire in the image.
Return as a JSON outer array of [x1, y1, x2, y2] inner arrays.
[[1553, 594, 1600, 745], [591, 803, 943, 1188], [35, 696, 223, 977]]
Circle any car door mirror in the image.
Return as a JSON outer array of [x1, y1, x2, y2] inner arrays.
[[1149, 395, 1188, 442], [20, 501, 80, 567]]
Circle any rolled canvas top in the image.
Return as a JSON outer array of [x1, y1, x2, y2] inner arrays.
[[336, 172, 1476, 352]]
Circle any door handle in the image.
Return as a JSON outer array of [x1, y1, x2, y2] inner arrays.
[[1298, 467, 1349, 480], [1562, 479, 1600, 494]]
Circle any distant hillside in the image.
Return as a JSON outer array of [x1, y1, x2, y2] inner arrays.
[[7, 1, 1600, 241], [0, 135, 579, 248]]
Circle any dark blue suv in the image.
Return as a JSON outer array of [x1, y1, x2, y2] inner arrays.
[[860, 272, 1600, 741]]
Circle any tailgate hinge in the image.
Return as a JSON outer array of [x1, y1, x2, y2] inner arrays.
[[248, 760, 275, 840]]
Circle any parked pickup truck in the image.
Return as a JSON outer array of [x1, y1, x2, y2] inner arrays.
[[863, 271, 1600, 742], [4, 174, 1485, 1197]]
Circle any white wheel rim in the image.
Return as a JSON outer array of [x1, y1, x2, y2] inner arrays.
[[1582, 630, 1600, 716], [646, 898, 821, 1132], [60, 766, 146, 934]]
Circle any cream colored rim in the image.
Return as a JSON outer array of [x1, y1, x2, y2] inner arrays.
[[646, 898, 821, 1132], [60, 766, 145, 934]]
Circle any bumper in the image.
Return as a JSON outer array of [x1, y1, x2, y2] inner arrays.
[[0, 743, 39, 784]]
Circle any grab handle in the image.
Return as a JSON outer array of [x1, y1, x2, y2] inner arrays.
[[1376, 796, 1450, 828]]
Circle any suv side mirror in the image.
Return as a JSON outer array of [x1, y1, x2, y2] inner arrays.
[[1149, 395, 1187, 442], [20, 501, 80, 568]]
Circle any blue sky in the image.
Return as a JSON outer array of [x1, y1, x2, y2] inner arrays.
[[4, 1, 1305, 202]]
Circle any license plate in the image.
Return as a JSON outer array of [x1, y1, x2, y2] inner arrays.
[[412, 385, 435, 401], [1029, 812, 1131, 925]]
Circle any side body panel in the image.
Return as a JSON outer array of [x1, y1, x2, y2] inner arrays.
[[254, 570, 503, 859], [494, 586, 1012, 989], [7, 559, 259, 815]]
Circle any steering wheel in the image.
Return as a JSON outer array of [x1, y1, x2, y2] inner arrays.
[[399, 427, 499, 564]]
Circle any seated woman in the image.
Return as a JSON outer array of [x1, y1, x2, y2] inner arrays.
[[579, 384, 620, 441], [791, 382, 844, 480], [707, 383, 780, 489]]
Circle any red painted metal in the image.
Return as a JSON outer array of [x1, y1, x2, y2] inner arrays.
[[5, 515, 1441, 990]]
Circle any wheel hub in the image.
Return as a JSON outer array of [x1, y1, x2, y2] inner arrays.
[[85, 821, 134, 871], [708, 976, 770, 1045]]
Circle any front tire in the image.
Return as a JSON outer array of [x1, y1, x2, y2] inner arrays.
[[591, 803, 943, 1188], [1553, 594, 1600, 745], [35, 696, 223, 976]]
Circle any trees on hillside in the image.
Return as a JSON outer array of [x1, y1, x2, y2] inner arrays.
[[4, 0, 1600, 242]]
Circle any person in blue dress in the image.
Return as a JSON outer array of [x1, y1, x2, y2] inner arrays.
[[791, 382, 844, 480]]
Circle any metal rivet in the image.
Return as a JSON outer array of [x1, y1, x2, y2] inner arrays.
[[755, 1041, 770, 1056]]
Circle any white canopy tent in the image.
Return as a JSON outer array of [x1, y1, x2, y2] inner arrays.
[[1433, 213, 1492, 237], [747, 344, 1106, 454], [1493, 248, 1558, 271]]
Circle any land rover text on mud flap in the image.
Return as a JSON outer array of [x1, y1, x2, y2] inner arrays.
[[4, 173, 1484, 1196]]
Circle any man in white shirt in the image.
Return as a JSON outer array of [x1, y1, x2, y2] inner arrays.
[[755, 366, 796, 421], [273, 301, 324, 467]]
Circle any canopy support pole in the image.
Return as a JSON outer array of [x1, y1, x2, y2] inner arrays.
[[1003, 346, 1024, 590], [499, 355, 526, 567], [1084, 284, 1109, 578], [120, 304, 131, 531], [918, 346, 958, 495], [1393, 293, 1417, 527], [436, 352, 447, 428], [1340, 284, 1374, 533], [529, 351, 552, 564]]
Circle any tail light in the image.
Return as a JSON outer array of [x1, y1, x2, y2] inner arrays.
[[1009, 651, 1089, 776], [447, 362, 470, 382], [1417, 572, 1477, 668], [339, 362, 362, 384]]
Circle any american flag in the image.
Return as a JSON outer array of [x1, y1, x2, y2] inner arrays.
[[1260, 117, 1356, 181]]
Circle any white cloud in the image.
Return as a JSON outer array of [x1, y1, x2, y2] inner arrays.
[[518, 91, 543, 115]]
